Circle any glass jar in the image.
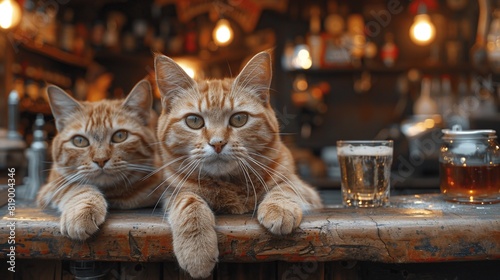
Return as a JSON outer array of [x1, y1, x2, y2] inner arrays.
[[439, 128, 500, 204]]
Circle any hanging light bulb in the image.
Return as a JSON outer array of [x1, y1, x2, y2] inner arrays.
[[213, 19, 233, 46], [0, 0, 22, 30], [409, 4, 436, 46]]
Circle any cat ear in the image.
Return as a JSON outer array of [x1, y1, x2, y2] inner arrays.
[[233, 51, 272, 104], [47, 85, 82, 131], [154, 54, 196, 113], [122, 80, 152, 126]]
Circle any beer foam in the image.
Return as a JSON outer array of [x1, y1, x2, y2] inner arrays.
[[337, 145, 393, 156]]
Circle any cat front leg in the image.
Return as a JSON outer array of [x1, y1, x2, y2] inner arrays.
[[257, 184, 303, 235], [168, 191, 218, 279], [58, 185, 107, 240]]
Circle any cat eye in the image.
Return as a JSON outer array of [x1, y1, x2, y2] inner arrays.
[[229, 113, 248, 128], [185, 115, 204, 129], [72, 135, 89, 147], [111, 130, 128, 143]]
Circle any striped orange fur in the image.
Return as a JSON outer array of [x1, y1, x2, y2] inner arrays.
[[155, 51, 322, 278], [36, 80, 163, 240]]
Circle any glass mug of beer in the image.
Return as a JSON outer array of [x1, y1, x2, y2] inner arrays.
[[440, 128, 500, 204], [336, 140, 393, 207]]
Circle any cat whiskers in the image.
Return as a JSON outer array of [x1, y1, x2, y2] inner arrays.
[[54, 165, 79, 175], [236, 159, 259, 216], [235, 160, 250, 202], [197, 162, 204, 189], [160, 158, 202, 221], [249, 145, 281, 159], [150, 156, 195, 212], [237, 158, 268, 191], [116, 170, 133, 190], [146, 156, 190, 215], [242, 155, 284, 203], [126, 163, 156, 174], [245, 152, 308, 207], [142, 155, 188, 183], [41, 172, 85, 208]]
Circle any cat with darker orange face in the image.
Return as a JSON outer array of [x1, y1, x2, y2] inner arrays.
[[155, 51, 323, 278], [37, 80, 163, 240]]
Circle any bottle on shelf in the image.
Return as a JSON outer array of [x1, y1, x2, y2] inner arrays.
[[430, 75, 441, 107], [346, 14, 365, 67], [39, 4, 58, 46], [381, 32, 399, 67], [414, 77, 438, 115], [321, 1, 350, 68], [445, 75, 470, 129], [74, 23, 89, 57], [91, 20, 106, 50], [19, 0, 37, 39], [59, 9, 75, 52], [439, 75, 454, 118], [23, 114, 48, 200], [307, 5, 322, 69], [122, 23, 137, 53], [324, 1, 344, 38], [322, 37, 351, 68], [363, 39, 378, 67], [104, 12, 126, 52], [8, 90, 22, 141], [281, 40, 295, 70], [445, 20, 462, 66], [487, 9, 500, 72], [132, 18, 148, 52]]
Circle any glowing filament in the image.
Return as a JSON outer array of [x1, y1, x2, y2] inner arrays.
[[0, 0, 22, 30], [213, 19, 233, 46], [410, 14, 436, 46]]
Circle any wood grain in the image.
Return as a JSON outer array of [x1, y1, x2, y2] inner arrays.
[[0, 194, 498, 263]]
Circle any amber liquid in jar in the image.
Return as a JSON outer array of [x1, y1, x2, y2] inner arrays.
[[439, 163, 500, 203]]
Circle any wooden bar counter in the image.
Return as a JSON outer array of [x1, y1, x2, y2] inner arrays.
[[1, 194, 499, 279]]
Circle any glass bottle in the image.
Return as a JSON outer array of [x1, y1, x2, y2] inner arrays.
[[307, 5, 322, 69], [60, 9, 75, 52], [381, 33, 399, 67], [440, 127, 500, 204]]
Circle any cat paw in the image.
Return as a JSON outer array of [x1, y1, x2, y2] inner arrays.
[[257, 200, 302, 235], [175, 228, 218, 279], [60, 197, 107, 240]]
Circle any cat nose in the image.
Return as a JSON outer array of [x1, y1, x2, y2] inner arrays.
[[209, 139, 227, 154], [93, 158, 110, 168]]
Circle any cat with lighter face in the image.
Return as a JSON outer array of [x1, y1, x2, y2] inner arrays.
[[37, 80, 163, 240], [155, 51, 323, 278]]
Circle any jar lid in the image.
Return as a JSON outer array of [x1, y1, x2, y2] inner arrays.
[[442, 129, 497, 140]]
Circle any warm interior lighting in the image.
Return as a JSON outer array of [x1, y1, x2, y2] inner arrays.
[[175, 60, 197, 79], [292, 44, 312, 69], [0, 0, 22, 30], [410, 14, 436, 45], [213, 19, 233, 46], [487, 9, 500, 72]]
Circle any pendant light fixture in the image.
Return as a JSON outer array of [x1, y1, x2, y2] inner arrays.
[[409, 3, 436, 46], [0, 0, 22, 30], [213, 18, 233, 47]]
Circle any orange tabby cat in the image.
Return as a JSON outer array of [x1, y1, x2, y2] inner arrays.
[[155, 51, 323, 278], [37, 80, 163, 240]]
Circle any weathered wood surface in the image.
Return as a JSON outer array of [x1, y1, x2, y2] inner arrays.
[[1, 194, 499, 263]]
